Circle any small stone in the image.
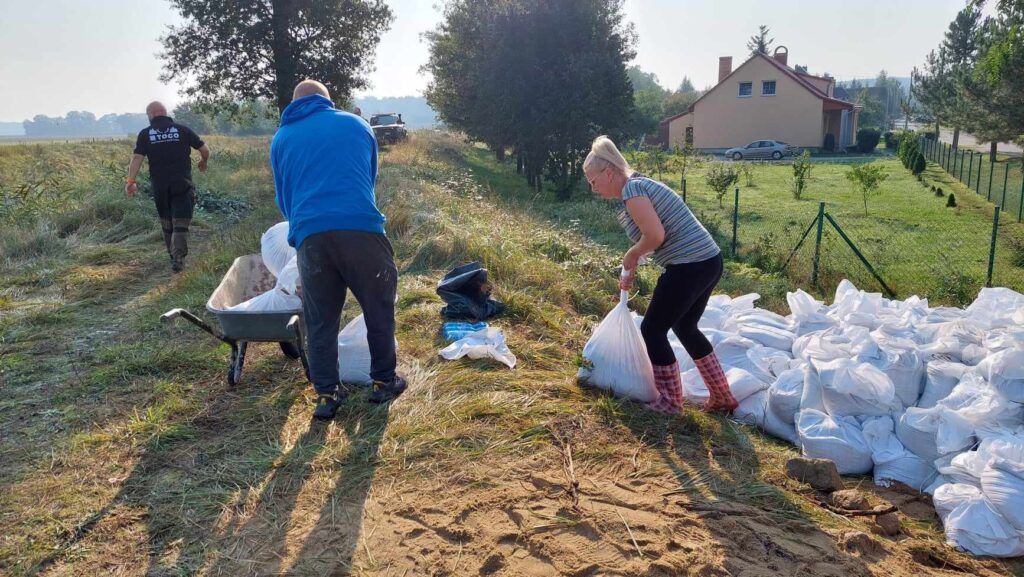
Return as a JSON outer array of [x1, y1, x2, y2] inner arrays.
[[873, 512, 901, 536], [839, 531, 885, 557], [785, 457, 844, 492], [832, 489, 870, 511]]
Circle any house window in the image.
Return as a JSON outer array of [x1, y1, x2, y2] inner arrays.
[[762, 80, 777, 96], [738, 82, 752, 97]]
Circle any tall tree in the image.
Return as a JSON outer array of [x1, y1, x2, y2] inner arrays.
[[677, 76, 695, 93], [160, 0, 393, 113], [941, 4, 984, 149], [970, 0, 1024, 156], [425, 0, 636, 198], [747, 25, 773, 54]]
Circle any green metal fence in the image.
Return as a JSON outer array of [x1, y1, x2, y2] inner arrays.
[[923, 137, 1024, 223], [678, 161, 1024, 306]]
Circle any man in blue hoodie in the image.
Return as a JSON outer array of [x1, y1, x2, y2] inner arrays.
[[271, 79, 405, 421]]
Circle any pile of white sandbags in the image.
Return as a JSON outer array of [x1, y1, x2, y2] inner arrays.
[[643, 280, 1024, 558]]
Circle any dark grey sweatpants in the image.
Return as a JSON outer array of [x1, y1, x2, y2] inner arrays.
[[297, 230, 398, 394]]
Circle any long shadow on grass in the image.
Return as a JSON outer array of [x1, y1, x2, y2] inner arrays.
[[204, 397, 390, 576], [608, 397, 878, 576]]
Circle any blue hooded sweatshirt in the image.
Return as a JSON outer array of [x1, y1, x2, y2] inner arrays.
[[271, 94, 383, 248]]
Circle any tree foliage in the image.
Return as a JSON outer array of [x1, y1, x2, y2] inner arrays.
[[160, 0, 393, 113], [704, 162, 739, 208], [747, 25, 774, 54], [845, 163, 889, 216], [424, 0, 637, 198]]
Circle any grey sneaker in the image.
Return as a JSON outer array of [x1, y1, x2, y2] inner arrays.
[[369, 376, 407, 404]]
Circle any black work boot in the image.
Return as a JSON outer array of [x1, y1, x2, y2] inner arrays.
[[171, 257, 184, 273], [313, 389, 347, 421], [369, 375, 407, 404]]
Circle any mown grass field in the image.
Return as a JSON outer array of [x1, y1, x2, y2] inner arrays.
[[620, 150, 1024, 306], [1, 133, 1022, 577]]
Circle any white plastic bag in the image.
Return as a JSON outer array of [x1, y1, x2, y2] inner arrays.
[[787, 289, 836, 335], [966, 287, 1024, 329], [578, 290, 657, 402], [896, 407, 945, 461], [441, 327, 516, 369], [768, 367, 805, 424], [981, 458, 1024, 531], [737, 324, 796, 352], [261, 222, 296, 278], [918, 360, 969, 409], [942, 488, 1024, 557], [226, 286, 302, 312], [796, 409, 873, 475], [725, 367, 770, 403], [932, 483, 982, 521], [814, 358, 900, 417], [866, 347, 924, 408], [862, 415, 938, 490], [973, 348, 1024, 403], [734, 389, 800, 445], [337, 314, 372, 384]]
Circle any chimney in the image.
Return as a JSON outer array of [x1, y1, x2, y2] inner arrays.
[[718, 56, 733, 83], [773, 46, 789, 67]]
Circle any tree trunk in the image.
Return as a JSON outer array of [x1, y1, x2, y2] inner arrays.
[[952, 127, 960, 152], [516, 154, 523, 174], [271, 0, 298, 113], [990, 141, 998, 164], [495, 146, 505, 162]]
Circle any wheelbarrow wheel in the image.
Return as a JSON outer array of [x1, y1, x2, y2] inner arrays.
[[279, 341, 301, 359], [228, 341, 248, 386]]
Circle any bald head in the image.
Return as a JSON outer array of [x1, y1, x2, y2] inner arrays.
[[145, 101, 167, 120], [293, 79, 330, 101]]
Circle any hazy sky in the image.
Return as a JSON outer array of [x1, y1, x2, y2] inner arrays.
[[0, 0, 980, 122]]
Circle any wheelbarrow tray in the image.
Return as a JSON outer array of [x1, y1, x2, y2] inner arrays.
[[206, 254, 305, 342]]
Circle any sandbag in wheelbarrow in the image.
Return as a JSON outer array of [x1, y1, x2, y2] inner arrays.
[[436, 261, 506, 321]]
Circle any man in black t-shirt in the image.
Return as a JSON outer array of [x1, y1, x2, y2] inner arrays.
[[125, 101, 210, 272]]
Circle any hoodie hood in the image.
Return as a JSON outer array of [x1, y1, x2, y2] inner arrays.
[[150, 115, 174, 129], [281, 94, 334, 126]]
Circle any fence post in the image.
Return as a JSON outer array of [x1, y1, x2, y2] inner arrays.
[[988, 205, 1000, 288], [968, 151, 974, 188], [1002, 163, 1009, 210], [1019, 162, 1024, 222], [682, 178, 687, 203], [812, 202, 825, 286], [976, 157, 983, 192], [958, 150, 965, 181], [988, 161, 995, 201], [731, 187, 740, 258]]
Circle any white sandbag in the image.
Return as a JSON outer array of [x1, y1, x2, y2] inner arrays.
[[973, 348, 1024, 403], [932, 483, 982, 521], [792, 329, 852, 364], [787, 289, 837, 335], [865, 347, 924, 408], [981, 458, 1024, 531], [985, 327, 1024, 354], [698, 306, 727, 330], [919, 337, 967, 363], [260, 222, 296, 278], [714, 335, 760, 372], [924, 475, 950, 495], [937, 375, 1023, 450], [440, 327, 516, 369], [738, 324, 796, 352], [918, 360, 969, 408], [275, 255, 300, 295], [966, 287, 1024, 329], [936, 452, 984, 488], [719, 293, 760, 315], [682, 367, 708, 404], [727, 309, 794, 332], [578, 290, 657, 402], [726, 367, 770, 403], [800, 365, 826, 413], [862, 416, 938, 491], [226, 286, 302, 312], [768, 367, 805, 424], [814, 358, 900, 417], [896, 407, 945, 461], [734, 389, 800, 445], [960, 344, 988, 367], [337, 314, 401, 384], [934, 319, 986, 347], [942, 489, 1024, 557], [796, 409, 873, 475], [747, 346, 794, 380]]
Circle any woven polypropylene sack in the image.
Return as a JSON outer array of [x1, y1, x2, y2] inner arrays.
[[578, 291, 657, 402], [261, 222, 296, 278], [796, 409, 873, 475], [982, 458, 1024, 531]]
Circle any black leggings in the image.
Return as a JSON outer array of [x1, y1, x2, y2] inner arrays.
[[639, 254, 723, 366]]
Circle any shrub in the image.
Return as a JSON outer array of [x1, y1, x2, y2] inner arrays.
[[930, 185, 937, 193], [845, 162, 889, 215], [911, 151, 926, 175], [947, 193, 957, 207], [883, 131, 897, 150], [792, 150, 813, 200], [855, 128, 881, 153], [704, 162, 739, 208], [936, 186, 945, 197]]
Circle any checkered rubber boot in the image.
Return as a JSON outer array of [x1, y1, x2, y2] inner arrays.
[[647, 362, 683, 414], [695, 352, 738, 413]]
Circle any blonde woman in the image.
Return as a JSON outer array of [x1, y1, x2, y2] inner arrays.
[[583, 136, 738, 414]]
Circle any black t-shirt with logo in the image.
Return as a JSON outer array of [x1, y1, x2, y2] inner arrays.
[[133, 116, 204, 183]]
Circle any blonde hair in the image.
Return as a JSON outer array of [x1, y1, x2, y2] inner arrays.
[[583, 135, 632, 176]]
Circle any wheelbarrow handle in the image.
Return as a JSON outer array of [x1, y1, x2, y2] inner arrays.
[[161, 308, 226, 342]]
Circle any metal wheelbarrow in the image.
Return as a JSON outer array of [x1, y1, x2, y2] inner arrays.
[[161, 254, 310, 386]]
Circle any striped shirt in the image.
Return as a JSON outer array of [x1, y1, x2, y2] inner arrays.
[[617, 174, 720, 266]]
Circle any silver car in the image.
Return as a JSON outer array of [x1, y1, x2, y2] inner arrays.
[[726, 140, 795, 161]]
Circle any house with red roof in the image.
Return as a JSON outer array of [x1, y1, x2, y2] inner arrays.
[[658, 47, 859, 152]]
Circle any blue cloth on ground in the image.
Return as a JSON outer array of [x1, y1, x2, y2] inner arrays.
[[442, 322, 489, 341]]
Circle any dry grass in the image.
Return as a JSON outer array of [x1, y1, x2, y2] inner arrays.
[[0, 132, 1020, 577]]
